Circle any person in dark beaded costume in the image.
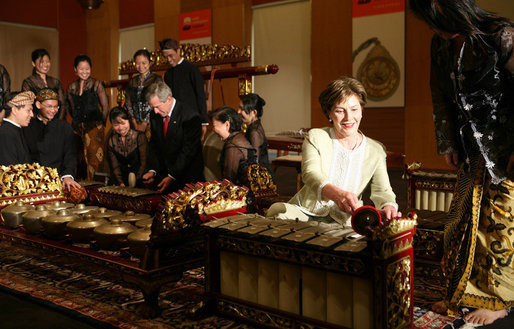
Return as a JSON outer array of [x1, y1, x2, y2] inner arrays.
[[209, 106, 257, 186], [21, 49, 68, 120], [410, 0, 514, 325], [67, 54, 109, 180], [106, 106, 148, 187], [238, 93, 274, 182], [124, 49, 162, 139]]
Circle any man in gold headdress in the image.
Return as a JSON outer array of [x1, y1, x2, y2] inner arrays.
[[22, 88, 81, 191], [0, 91, 35, 165]]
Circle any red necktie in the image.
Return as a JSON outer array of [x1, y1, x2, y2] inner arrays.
[[163, 116, 169, 138]]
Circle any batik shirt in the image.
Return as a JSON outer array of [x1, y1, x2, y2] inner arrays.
[[430, 25, 514, 184]]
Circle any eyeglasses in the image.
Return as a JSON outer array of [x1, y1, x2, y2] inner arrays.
[[42, 104, 60, 109]]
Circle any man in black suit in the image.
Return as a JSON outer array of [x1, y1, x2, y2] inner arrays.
[[142, 81, 205, 193], [0, 91, 35, 165]]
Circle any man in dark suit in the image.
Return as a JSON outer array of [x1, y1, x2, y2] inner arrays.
[[0, 91, 35, 165], [142, 81, 205, 193]]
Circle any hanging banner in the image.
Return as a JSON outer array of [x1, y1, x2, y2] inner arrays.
[[180, 8, 212, 44], [352, 0, 404, 107]]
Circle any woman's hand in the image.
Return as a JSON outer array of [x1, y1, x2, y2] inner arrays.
[[322, 184, 359, 214], [379, 205, 401, 220], [444, 152, 459, 169]]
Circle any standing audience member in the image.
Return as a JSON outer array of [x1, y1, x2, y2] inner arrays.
[[238, 93, 274, 179], [410, 0, 514, 325], [266, 76, 399, 226], [67, 54, 109, 180], [160, 38, 208, 140], [142, 81, 204, 193], [0, 64, 11, 123], [0, 91, 35, 165], [22, 49, 67, 120], [23, 89, 80, 191], [210, 106, 257, 186], [124, 49, 162, 137], [107, 106, 148, 187]]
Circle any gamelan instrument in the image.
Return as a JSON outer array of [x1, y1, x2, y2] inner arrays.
[[88, 185, 162, 214], [0, 163, 64, 211], [203, 207, 417, 329], [0, 177, 250, 318]]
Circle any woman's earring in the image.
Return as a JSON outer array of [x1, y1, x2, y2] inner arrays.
[[329, 119, 333, 123]]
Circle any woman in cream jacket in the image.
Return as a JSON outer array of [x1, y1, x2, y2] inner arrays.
[[267, 76, 400, 226]]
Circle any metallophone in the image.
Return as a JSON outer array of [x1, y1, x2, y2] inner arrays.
[[87, 185, 163, 214], [203, 207, 418, 329], [0, 164, 249, 318]]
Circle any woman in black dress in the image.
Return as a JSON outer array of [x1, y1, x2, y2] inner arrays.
[[107, 107, 148, 187], [22, 49, 67, 120], [124, 49, 162, 137], [238, 93, 274, 180], [67, 54, 109, 180], [209, 106, 257, 186]]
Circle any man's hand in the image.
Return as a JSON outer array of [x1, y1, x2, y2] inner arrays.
[[62, 177, 81, 191], [142, 171, 155, 184], [157, 176, 174, 193]]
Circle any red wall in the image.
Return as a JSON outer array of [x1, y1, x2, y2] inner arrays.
[[1, 0, 59, 28], [119, 0, 154, 29], [0, 0, 87, 87]]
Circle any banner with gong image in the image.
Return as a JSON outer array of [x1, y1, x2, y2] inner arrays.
[[352, 0, 404, 107]]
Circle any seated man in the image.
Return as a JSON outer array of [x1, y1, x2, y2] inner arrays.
[[22, 88, 81, 191], [142, 81, 205, 193], [0, 91, 35, 165]]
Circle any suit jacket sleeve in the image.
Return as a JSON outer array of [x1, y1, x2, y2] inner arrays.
[[167, 113, 203, 178], [147, 119, 160, 173]]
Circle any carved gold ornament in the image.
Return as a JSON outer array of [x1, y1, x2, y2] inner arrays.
[[119, 44, 251, 75], [155, 180, 248, 233]]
